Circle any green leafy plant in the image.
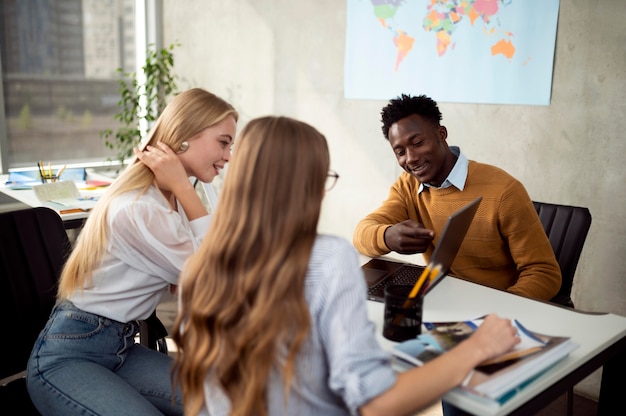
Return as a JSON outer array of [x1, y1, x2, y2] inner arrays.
[[100, 42, 180, 166]]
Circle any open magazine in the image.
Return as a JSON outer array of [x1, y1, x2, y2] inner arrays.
[[392, 316, 579, 404], [32, 180, 99, 214]]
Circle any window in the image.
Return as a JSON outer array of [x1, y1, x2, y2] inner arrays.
[[0, 0, 155, 173]]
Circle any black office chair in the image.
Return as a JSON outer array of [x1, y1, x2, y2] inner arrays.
[[0, 207, 72, 415], [140, 310, 169, 354], [533, 201, 592, 416], [533, 201, 592, 309], [0, 206, 168, 415]]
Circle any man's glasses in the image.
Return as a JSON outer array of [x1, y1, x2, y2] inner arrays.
[[326, 170, 339, 191]]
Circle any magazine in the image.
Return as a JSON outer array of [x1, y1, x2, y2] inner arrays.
[[392, 316, 579, 404], [32, 180, 99, 214]]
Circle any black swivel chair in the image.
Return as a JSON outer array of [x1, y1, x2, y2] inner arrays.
[[0, 206, 169, 416], [533, 201, 592, 309], [533, 201, 592, 416], [0, 207, 72, 415]]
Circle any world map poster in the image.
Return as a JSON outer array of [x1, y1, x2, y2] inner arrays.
[[344, 0, 560, 105]]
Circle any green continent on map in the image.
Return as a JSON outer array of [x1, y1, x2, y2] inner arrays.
[[372, 1, 416, 71]]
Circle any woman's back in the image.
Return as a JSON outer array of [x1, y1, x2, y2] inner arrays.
[[202, 235, 396, 415]]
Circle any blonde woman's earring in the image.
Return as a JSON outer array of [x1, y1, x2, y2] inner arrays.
[[177, 141, 189, 154]]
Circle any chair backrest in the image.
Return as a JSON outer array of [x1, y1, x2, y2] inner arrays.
[[533, 201, 592, 308], [0, 207, 71, 382]]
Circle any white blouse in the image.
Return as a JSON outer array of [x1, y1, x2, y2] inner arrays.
[[69, 184, 211, 323]]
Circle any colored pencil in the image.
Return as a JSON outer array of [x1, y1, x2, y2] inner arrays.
[[56, 165, 66, 181]]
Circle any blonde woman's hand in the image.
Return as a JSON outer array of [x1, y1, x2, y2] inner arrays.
[[134, 142, 188, 192], [135, 142, 208, 220]]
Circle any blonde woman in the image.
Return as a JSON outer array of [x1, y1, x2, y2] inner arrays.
[[26, 88, 238, 416], [173, 116, 520, 416]]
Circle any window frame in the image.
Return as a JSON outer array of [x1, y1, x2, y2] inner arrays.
[[0, 0, 162, 174]]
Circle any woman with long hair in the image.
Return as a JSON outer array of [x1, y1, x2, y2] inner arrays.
[[27, 88, 238, 415], [173, 116, 519, 416]]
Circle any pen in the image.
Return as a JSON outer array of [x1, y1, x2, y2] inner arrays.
[[37, 161, 45, 183], [48, 162, 53, 181]]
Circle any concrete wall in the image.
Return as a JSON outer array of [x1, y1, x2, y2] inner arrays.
[[163, 0, 626, 400]]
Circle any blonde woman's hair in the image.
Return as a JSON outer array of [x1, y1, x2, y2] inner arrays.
[[173, 116, 330, 416], [57, 88, 238, 299]]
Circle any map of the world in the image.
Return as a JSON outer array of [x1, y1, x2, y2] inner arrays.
[[344, 0, 560, 105]]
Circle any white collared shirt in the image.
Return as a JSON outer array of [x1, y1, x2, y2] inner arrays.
[[418, 146, 468, 194]]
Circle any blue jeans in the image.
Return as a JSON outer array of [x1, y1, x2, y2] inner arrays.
[[26, 301, 183, 416]]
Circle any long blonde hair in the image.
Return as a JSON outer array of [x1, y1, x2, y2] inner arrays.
[[57, 88, 238, 299], [173, 116, 331, 416]]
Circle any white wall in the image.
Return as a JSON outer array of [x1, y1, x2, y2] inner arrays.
[[163, 0, 626, 400]]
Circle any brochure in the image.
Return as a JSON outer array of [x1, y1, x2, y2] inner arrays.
[[392, 316, 579, 404]]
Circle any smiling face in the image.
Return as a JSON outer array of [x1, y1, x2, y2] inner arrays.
[[178, 115, 237, 183], [388, 114, 455, 187]]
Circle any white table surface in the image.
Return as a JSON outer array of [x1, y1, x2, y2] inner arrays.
[[0, 180, 94, 222], [1, 169, 117, 222], [366, 273, 626, 415]]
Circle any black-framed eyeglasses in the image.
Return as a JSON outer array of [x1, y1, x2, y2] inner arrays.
[[326, 170, 339, 191]]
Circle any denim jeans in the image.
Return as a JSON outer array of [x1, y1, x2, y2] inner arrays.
[[26, 300, 183, 416]]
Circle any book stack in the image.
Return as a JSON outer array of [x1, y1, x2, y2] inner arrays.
[[392, 316, 579, 405]]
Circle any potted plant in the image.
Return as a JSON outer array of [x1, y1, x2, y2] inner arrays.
[[100, 42, 180, 167]]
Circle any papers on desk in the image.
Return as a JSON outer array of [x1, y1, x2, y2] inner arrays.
[[5, 166, 87, 189], [32, 180, 99, 214], [392, 316, 579, 405]]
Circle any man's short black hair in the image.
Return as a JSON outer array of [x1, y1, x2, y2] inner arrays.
[[380, 94, 442, 140]]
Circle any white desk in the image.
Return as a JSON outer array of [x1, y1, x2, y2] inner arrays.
[[366, 275, 626, 415], [0, 175, 219, 229], [0, 182, 92, 228]]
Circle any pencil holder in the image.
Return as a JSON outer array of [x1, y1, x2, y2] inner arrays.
[[41, 173, 58, 183], [383, 285, 423, 342]]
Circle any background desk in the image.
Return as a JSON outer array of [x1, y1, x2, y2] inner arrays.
[[366, 275, 626, 416], [0, 183, 91, 229], [0, 176, 218, 230]]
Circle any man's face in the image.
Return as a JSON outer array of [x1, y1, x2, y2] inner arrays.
[[388, 114, 451, 187]]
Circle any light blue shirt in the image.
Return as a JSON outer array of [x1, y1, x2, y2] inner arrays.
[[418, 146, 468, 194], [202, 235, 397, 416]]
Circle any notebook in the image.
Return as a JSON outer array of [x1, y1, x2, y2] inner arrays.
[[362, 196, 482, 302]]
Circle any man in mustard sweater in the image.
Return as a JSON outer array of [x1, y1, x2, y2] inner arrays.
[[353, 94, 561, 302]]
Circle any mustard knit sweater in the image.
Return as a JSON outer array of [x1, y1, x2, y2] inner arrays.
[[353, 161, 561, 301]]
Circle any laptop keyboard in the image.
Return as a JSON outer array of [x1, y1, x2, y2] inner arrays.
[[368, 265, 425, 299]]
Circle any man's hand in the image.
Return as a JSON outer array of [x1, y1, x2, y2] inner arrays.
[[384, 220, 435, 254]]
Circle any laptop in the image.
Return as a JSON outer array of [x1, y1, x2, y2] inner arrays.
[[362, 196, 482, 302]]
